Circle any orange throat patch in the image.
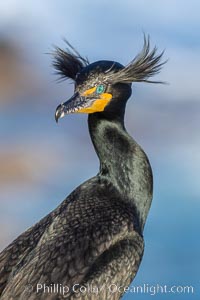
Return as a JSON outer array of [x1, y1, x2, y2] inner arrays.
[[77, 93, 112, 114]]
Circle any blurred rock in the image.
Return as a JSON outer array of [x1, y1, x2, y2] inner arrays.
[[0, 152, 33, 183], [0, 38, 42, 105], [0, 147, 61, 184]]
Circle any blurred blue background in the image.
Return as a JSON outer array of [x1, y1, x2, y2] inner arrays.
[[0, 1, 199, 299]]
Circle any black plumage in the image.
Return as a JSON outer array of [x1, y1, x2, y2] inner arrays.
[[52, 40, 89, 81], [0, 36, 165, 300]]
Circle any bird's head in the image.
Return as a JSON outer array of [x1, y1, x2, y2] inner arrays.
[[54, 36, 165, 122]]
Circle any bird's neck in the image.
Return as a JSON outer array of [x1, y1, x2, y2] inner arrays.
[[88, 111, 153, 232]]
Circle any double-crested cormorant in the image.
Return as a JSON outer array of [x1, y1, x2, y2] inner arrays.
[[0, 36, 164, 300]]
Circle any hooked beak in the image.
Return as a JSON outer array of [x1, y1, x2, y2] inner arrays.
[[55, 92, 87, 122], [55, 91, 112, 122]]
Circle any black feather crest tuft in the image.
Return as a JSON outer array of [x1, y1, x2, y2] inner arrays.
[[52, 40, 89, 81], [106, 35, 166, 84]]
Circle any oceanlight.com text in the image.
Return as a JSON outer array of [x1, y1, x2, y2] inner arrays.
[[23, 282, 195, 297]]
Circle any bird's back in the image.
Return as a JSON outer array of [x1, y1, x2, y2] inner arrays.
[[0, 176, 144, 299]]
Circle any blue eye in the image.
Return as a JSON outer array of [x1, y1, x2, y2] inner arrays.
[[96, 84, 105, 94]]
